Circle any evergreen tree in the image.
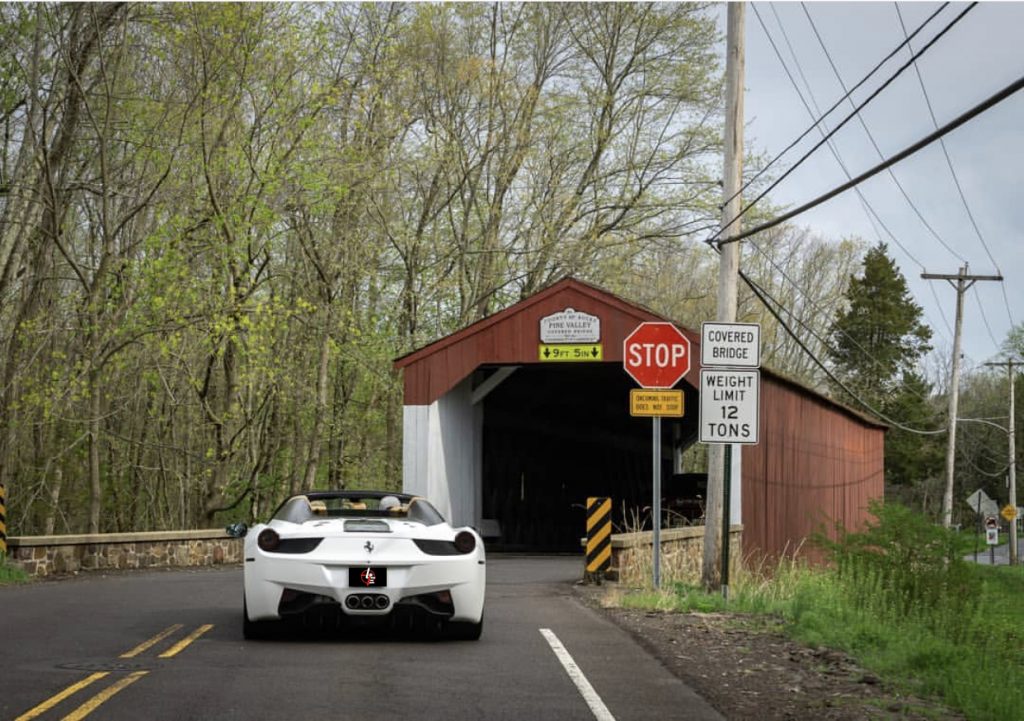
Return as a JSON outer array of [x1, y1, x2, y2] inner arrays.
[[827, 243, 941, 488], [828, 243, 932, 404], [882, 372, 944, 490]]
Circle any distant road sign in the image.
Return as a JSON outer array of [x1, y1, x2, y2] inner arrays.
[[1001, 504, 1018, 522], [623, 322, 691, 389], [700, 322, 761, 368], [630, 389, 684, 418], [966, 489, 1000, 517], [699, 368, 760, 444]]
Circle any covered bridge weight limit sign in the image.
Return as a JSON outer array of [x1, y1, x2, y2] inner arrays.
[[699, 321, 761, 599], [623, 322, 691, 589]]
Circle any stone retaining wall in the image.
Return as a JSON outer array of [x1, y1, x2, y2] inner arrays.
[[596, 525, 743, 584], [6, 530, 242, 577]]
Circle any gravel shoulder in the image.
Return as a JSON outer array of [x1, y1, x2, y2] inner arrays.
[[574, 583, 964, 721]]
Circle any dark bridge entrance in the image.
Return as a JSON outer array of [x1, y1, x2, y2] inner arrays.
[[480, 364, 699, 551]]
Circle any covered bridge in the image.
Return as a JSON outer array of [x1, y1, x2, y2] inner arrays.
[[393, 278, 884, 559]]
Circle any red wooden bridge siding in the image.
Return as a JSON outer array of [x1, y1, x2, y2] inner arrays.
[[742, 372, 885, 562], [396, 279, 700, 406]]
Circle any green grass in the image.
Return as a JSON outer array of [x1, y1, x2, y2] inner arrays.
[[615, 506, 1024, 721], [0, 557, 29, 585]]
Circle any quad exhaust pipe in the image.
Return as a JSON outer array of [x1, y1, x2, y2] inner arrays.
[[345, 593, 390, 611]]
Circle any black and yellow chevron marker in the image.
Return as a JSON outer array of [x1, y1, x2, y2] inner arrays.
[[0, 482, 6, 557], [585, 497, 612, 576]]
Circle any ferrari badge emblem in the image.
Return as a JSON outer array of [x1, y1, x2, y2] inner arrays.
[[364, 540, 374, 553]]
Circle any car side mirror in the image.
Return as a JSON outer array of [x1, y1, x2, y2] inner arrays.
[[226, 522, 248, 538]]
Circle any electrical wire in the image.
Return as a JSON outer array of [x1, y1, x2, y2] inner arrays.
[[894, 3, 1018, 332], [754, 4, 926, 271], [738, 267, 947, 435], [751, 3, 956, 350], [801, 2, 967, 265], [745, 239, 938, 406], [786, 2, 982, 357], [720, 2, 950, 213], [973, 285, 1002, 349], [711, 2, 977, 245], [895, 3, 1001, 272], [717, 71, 1024, 247]]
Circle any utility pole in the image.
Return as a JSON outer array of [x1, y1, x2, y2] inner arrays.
[[702, 2, 744, 591], [922, 265, 1003, 528], [983, 358, 1018, 565]]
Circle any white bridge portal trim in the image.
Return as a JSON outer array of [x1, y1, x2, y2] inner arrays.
[[402, 377, 482, 529]]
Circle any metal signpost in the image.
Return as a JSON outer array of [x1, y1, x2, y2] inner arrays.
[[700, 322, 761, 599], [623, 322, 691, 589], [985, 515, 1000, 565]]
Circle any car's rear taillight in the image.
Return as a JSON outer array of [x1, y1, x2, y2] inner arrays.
[[413, 539, 459, 555], [454, 531, 476, 554], [276, 537, 322, 554], [257, 528, 281, 552]]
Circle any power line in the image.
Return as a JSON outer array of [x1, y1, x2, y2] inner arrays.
[[722, 2, 950, 213], [751, 3, 927, 274], [710, 2, 977, 246], [973, 285, 1002, 349], [737, 267, 947, 435], [801, 2, 967, 264], [745, 237, 938, 407], [894, 2, 1018, 333], [782, 1, 974, 353], [752, 2, 956, 353], [718, 71, 1024, 247]]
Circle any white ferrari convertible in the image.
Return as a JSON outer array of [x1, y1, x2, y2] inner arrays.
[[231, 491, 485, 640]]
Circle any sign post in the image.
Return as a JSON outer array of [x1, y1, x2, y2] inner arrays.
[[623, 322, 691, 589], [985, 515, 1000, 565], [700, 322, 761, 600]]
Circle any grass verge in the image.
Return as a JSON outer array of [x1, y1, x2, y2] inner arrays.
[[0, 556, 30, 585], [612, 505, 1024, 721]]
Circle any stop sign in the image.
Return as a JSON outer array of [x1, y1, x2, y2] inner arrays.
[[623, 322, 691, 388]]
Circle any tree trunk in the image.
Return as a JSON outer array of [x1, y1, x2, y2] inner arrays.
[[302, 305, 333, 491]]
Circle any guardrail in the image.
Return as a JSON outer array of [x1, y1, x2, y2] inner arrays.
[[6, 530, 242, 577]]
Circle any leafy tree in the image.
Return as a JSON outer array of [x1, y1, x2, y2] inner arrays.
[[0, 2, 878, 535]]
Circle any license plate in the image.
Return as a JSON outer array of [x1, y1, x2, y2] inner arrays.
[[349, 566, 388, 588]]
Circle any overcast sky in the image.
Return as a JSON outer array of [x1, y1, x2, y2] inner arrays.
[[723, 2, 1024, 372]]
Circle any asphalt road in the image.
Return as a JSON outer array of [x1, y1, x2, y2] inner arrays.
[[965, 538, 1024, 565], [1, 556, 722, 721]]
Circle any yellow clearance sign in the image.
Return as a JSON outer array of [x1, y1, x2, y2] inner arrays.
[[629, 389, 684, 417], [538, 344, 603, 362]]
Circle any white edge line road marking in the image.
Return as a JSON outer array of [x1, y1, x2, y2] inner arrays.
[[539, 628, 616, 721]]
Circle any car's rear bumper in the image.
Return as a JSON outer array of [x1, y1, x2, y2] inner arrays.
[[244, 552, 485, 623]]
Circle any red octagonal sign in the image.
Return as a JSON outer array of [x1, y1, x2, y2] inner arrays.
[[623, 322, 691, 389]]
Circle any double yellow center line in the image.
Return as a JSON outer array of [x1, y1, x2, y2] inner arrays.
[[14, 623, 213, 721]]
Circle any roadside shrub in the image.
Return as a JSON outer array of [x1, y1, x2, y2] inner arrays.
[[819, 501, 979, 642]]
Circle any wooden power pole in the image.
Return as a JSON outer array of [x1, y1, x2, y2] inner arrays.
[[922, 265, 1003, 528], [702, 2, 745, 591]]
